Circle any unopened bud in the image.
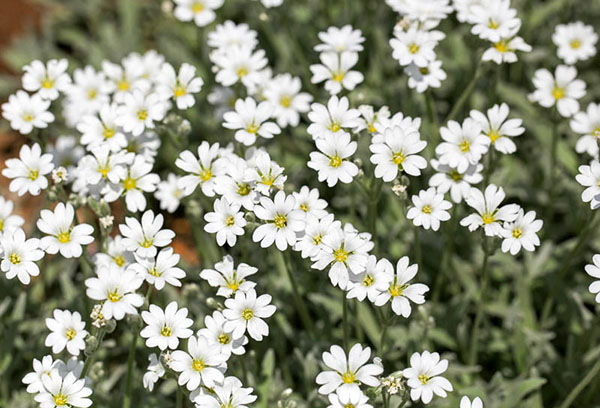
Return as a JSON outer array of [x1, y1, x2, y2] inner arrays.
[[105, 319, 117, 333], [84, 336, 98, 356]]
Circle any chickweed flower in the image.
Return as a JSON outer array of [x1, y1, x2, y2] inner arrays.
[[403, 350, 452, 404]]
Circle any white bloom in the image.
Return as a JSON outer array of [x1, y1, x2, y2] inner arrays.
[[34, 372, 92, 408], [293, 185, 328, 220], [143, 354, 165, 391], [355, 105, 391, 135], [200, 255, 257, 298], [403, 351, 453, 404], [529, 65, 586, 118], [223, 288, 276, 341], [45, 310, 88, 356], [310, 51, 364, 95], [104, 155, 160, 212], [461, 396, 484, 408], [370, 125, 427, 181], [571, 103, 600, 157], [469, 103, 524, 154], [482, 36, 531, 64], [116, 90, 167, 136], [193, 376, 257, 408], [207, 20, 258, 52], [22, 355, 60, 394], [264, 73, 313, 128], [470, 0, 521, 43], [460, 184, 520, 236], [553, 22, 598, 65], [252, 191, 304, 251], [22, 59, 71, 100], [0, 196, 24, 237], [141, 301, 194, 350], [173, 0, 224, 27], [315, 25, 365, 53], [0, 228, 43, 285], [307, 96, 362, 139], [171, 335, 227, 390], [244, 150, 287, 195], [346, 255, 393, 303], [84, 263, 144, 320], [2, 143, 54, 196], [128, 248, 186, 290], [315, 343, 383, 395], [585, 254, 600, 304], [65, 66, 111, 117], [1, 90, 54, 134], [390, 27, 440, 67], [212, 45, 268, 88], [155, 173, 186, 213], [436, 118, 489, 173], [375, 256, 429, 317], [204, 198, 247, 247], [175, 142, 227, 196], [308, 132, 359, 187], [80, 146, 130, 187], [429, 159, 483, 203], [94, 235, 134, 270], [328, 387, 373, 408], [198, 311, 247, 358], [119, 210, 175, 257], [37, 203, 95, 258], [223, 97, 281, 145], [407, 188, 452, 231], [157, 62, 204, 109], [295, 214, 341, 259], [500, 209, 543, 255], [576, 160, 600, 209], [405, 60, 447, 93]]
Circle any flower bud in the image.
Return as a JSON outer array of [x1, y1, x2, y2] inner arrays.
[[84, 336, 98, 356]]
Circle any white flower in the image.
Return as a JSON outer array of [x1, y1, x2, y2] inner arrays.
[[171, 335, 228, 391], [252, 191, 304, 251], [355, 105, 391, 135], [500, 209, 542, 255], [80, 146, 130, 187], [143, 354, 165, 391], [94, 235, 134, 270], [108, 155, 160, 212], [119, 210, 175, 257], [141, 301, 194, 350], [37, 203, 95, 258], [116, 90, 167, 136], [571, 103, 600, 157], [244, 150, 287, 195], [390, 27, 440, 67], [407, 188, 452, 231], [1, 90, 55, 134], [22, 355, 60, 394], [346, 255, 393, 303], [22, 59, 71, 100], [307, 96, 362, 139], [2, 143, 54, 196], [84, 263, 144, 320], [405, 60, 447, 93], [553, 22, 598, 65], [469, 103, 525, 154], [34, 372, 92, 408], [198, 311, 247, 358], [370, 125, 427, 181], [157, 62, 204, 109], [375, 256, 429, 317], [0, 196, 24, 237], [207, 20, 258, 52], [155, 173, 186, 213], [315, 25, 365, 53], [294, 214, 341, 259], [308, 132, 359, 187], [264, 73, 313, 128], [0, 228, 43, 285], [212, 45, 268, 88], [293, 186, 328, 220], [460, 184, 520, 236], [223, 97, 281, 145], [328, 387, 373, 408], [193, 376, 257, 408], [45, 309, 88, 356], [223, 288, 276, 341], [436, 118, 489, 173], [460, 396, 484, 408], [65, 66, 111, 117], [204, 198, 247, 247], [200, 255, 257, 299], [529, 65, 586, 118], [585, 254, 600, 304], [315, 343, 383, 395], [175, 141, 227, 196], [310, 51, 364, 95], [403, 351, 453, 404], [173, 0, 224, 27], [576, 160, 600, 209], [428, 159, 483, 203], [127, 247, 186, 290], [470, 0, 521, 43], [482, 36, 531, 64]]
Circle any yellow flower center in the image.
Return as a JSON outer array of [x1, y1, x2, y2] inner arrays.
[[570, 39, 582, 49], [341, 371, 356, 384], [363, 274, 375, 287], [246, 123, 259, 134], [226, 279, 240, 292], [333, 248, 349, 263], [88, 88, 98, 100], [328, 122, 341, 132], [149, 266, 161, 277], [137, 110, 148, 121], [236, 67, 248, 78], [481, 212, 495, 224], [0, 219, 4, 231], [199, 169, 213, 182], [419, 67, 430, 75], [495, 40, 509, 53], [280, 95, 292, 108], [261, 174, 275, 186], [459, 139, 471, 152], [332, 72, 345, 82], [422, 205, 432, 214], [418, 374, 430, 384], [593, 127, 600, 138], [225, 216, 235, 227], [273, 214, 287, 229], [28, 169, 39, 180], [141, 237, 154, 248], [344, 404, 355, 408], [174, 85, 187, 98], [217, 333, 230, 344], [389, 283, 408, 297], [368, 124, 377, 133], [488, 19, 499, 29], [160, 325, 172, 337], [41, 78, 54, 89], [408, 43, 420, 54], [53, 393, 68, 406], [192, 1, 204, 13], [449, 169, 463, 181], [9, 253, 21, 264], [65, 328, 77, 340], [192, 358, 205, 372], [552, 86, 565, 100], [241, 308, 254, 321], [512, 228, 522, 239], [236, 183, 251, 196], [300, 203, 309, 212], [103, 127, 116, 139], [329, 155, 343, 168], [117, 80, 130, 91], [57, 231, 71, 243], [114, 255, 125, 267], [107, 290, 122, 303], [123, 177, 137, 190], [487, 129, 501, 143], [98, 165, 110, 178], [313, 234, 323, 245], [392, 151, 405, 165], [22, 113, 34, 122]]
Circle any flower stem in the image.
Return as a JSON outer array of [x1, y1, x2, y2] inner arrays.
[[367, 178, 384, 247], [468, 235, 490, 366], [80, 327, 106, 379], [558, 358, 600, 408], [413, 225, 421, 267], [425, 90, 439, 148], [176, 386, 183, 408], [379, 307, 390, 356], [445, 58, 484, 123], [342, 293, 349, 351], [433, 205, 459, 301]]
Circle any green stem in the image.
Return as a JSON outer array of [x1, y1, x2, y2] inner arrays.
[[468, 235, 490, 366], [558, 358, 600, 408], [80, 328, 106, 378], [413, 225, 421, 267], [342, 293, 349, 351], [367, 178, 384, 246], [176, 386, 183, 408], [445, 58, 484, 123], [425, 90, 439, 149], [379, 307, 390, 356], [433, 205, 459, 301]]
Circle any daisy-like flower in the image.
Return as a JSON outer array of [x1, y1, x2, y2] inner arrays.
[[193, 376, 257, 408], [175, 142, 227, 196], [406, 188, 452, 231], [45, 309, 88, 356], [315, 25, 365, 53], [104, 155, 160, 212], [390, 27, 440, 67], [328, 387, 373, 408], [223, 288, 276, 341], [529, 65, 586, 118], [200, 255, 258, 298], [204, 198, 247, 247], [22, 355, 59, 394], [374, 256, 429, 317], [571, 103, 600, 157], [94, 235, 134, 270], [482, 36, 532, 64], [207, 20, 258, 51], [2, 143, 54, 196], [198, 311, 247, 358], [142, 354, 165, 392], [576, 160, 600, 209], [585, 254, 600, 304], [37, 202, 95, 258], [470, 0, 521, 43], [155, 173, 186, 213], [264, 73, 313, 128], [469, 103, 525, 154], [119, 210, 175, 257], [128, 248, 186, 290], [0, 196, 24, 237], [245, 150, 287, 195], [293, 186, 328, 220], [405, 60, 447, 93], [85, 264, 144, 320], [65, 66, 111, 117], [461, 396, 484, 408], [22, 59, 71, 100], [370, 125, 427, 181], [116, 90, 167, 136], [310, 51, 364, 95], [1, 90, 55, 134], [553, 22, 598, 65], [308, 132, 359, 187], [295, 214, 341, 259], [460, 184, 520, 236], [171, 335, 228, 391], [436, 118, 489, 173], [173, 0, 224, 27], [80, 146, 131, 187], [500, 209, 543, 255], [428, 159, 483, 203], [307, 96, 362, 139], [403, 351, 452, 404], [222, 97, 281, 145], [252, 191, 304, 251], [212, 45, 268, 88], [157, 62, 204, 109], [355, 105, 391, 135], [315, 343, 383, 395], [141, 301, 194, 350], [0, 228, 43, 285], [346, 255, 393, 303], [77, 104, 127, 152], [34, 372, 92, 408]]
